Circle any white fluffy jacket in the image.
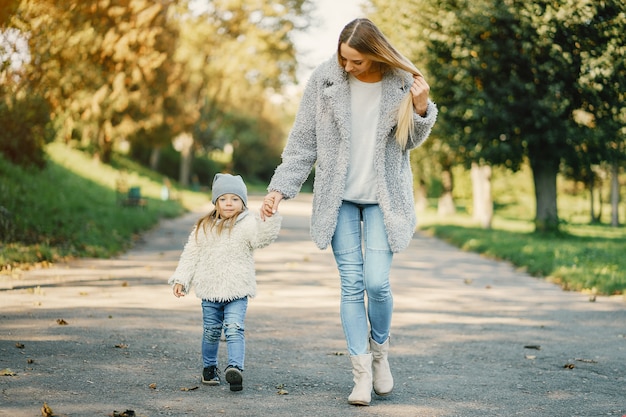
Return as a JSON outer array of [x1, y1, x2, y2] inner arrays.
[[168, 211, 282, 302], [268, 56, 438, 252]]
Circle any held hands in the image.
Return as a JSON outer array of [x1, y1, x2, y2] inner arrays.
[[260, 191, 283, 220], [411, 74, 430, 117], [173, 283, 185, 298]]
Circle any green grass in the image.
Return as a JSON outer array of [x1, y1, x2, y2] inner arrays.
[[417, 166, 626, 295], [0, 142, 209, 271], [419, 222, 625, 295]]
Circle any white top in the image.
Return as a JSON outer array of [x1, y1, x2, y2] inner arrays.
[[344, 75, 382, 204]]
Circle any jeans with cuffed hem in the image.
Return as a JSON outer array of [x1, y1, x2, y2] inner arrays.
[[331, 201, 394, 356], [201, 297, 248, 369]]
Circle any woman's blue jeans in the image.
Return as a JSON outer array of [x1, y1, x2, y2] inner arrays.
[[201, 297, 248, 369], [331, 201, 394, 356]]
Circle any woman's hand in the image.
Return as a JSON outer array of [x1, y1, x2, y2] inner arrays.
[[173, 283, 185, 298], [260, 191, 284, 220], [411, 74, 430, 117]]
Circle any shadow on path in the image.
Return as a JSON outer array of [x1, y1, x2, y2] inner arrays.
[[1, 195, 624, 417]]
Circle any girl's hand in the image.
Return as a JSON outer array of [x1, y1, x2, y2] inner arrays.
[[260, 191, 283, 220], [173, 283, 185, 298], [411, 74, 430, 117]]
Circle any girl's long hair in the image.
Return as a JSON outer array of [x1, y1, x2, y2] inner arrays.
[[194, 206, 243, 240], [337, 18, 423, 149]]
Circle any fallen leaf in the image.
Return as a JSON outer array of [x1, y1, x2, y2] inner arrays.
[[41, 402, 54, 417], [1, 368, 17, 376], [149, 383, 157, 389], [56, 319, 68, 325], [115, 344, 128, 349], [15, 342, 24, 349], [180, 386, 199, 391], [110, 410, 135, 417]]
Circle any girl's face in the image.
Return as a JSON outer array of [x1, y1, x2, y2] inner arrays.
[[216, 193, 244, 219], [339, 43, 377, 81]]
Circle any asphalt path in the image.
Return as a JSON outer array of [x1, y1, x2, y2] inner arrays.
[[1, 194, 624, 417]]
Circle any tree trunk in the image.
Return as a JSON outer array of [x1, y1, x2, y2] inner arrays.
[[99, 120, 113, 163], [610, 162, 620, 227], [149, 146, 161, 171], [471, 162, 493, 229], [174, 132, 194, 186], [437, 168, 456, 216], [96, 128, 113, 164], [530, 159, 559, 233], [589, 180, 596, 224]]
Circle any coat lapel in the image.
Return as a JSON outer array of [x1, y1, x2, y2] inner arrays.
[[321, 61, 352, 144]]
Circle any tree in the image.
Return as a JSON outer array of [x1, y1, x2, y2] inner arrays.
[[573, 0, 625, 227], [1, 15, 53, 167], [2, 0, 310, 185], [10, 0, 179, 163], [372, 0, 618, 233], [164, 0, 311, 184], [0, 83, 52, 168]]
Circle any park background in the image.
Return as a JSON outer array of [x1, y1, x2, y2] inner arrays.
[[0, 0, 624, 296]]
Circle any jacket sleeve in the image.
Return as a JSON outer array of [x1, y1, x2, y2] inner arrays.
[[267, 72, 320, 199], [405, 100, 438, 151], [167, 228, 201, 294], [249, 212, 282, 250]]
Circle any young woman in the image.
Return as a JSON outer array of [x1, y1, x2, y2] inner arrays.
[[170, 173, 282, 391], [261, 18, 437, 405]]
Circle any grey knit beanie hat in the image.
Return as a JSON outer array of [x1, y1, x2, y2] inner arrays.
[[211, 173, 248, 207]]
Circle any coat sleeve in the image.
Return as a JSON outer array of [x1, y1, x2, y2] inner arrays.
[[405, 100, 438, 151], [267, 72, 320, 199], [249, 212, 282, 250], [168, 227, 201, 294]]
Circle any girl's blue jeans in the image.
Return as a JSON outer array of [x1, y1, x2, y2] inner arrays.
[[331, 201, 394, 356], [201, 297, 248, 369]]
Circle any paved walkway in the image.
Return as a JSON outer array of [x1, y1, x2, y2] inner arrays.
[[1, 194, 624, 417]]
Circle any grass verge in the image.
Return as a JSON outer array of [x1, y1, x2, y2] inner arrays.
[[0, 143, 209, 272], [418, 213, 625, 296]]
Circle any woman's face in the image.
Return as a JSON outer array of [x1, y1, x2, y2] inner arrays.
[[217, 194, 244, 219], [339, 43, 376, 79]]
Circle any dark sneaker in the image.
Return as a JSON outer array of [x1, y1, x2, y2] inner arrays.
[[202, 365, 220, 385], [224, 366, 243, 391]]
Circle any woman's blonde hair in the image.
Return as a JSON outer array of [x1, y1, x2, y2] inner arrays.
[[194, 205, 243, 240], [337, 18, 422, 149]]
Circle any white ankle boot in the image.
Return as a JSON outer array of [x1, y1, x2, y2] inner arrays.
[[348, 353, 372, 406], [370, 337, 393, 395]]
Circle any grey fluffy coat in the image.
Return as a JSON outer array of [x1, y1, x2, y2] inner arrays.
[[268, 57, 437, 252], [168, 211, 282, 302]]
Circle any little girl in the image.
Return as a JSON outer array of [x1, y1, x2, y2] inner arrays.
[[169, 173, 282, 391]]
